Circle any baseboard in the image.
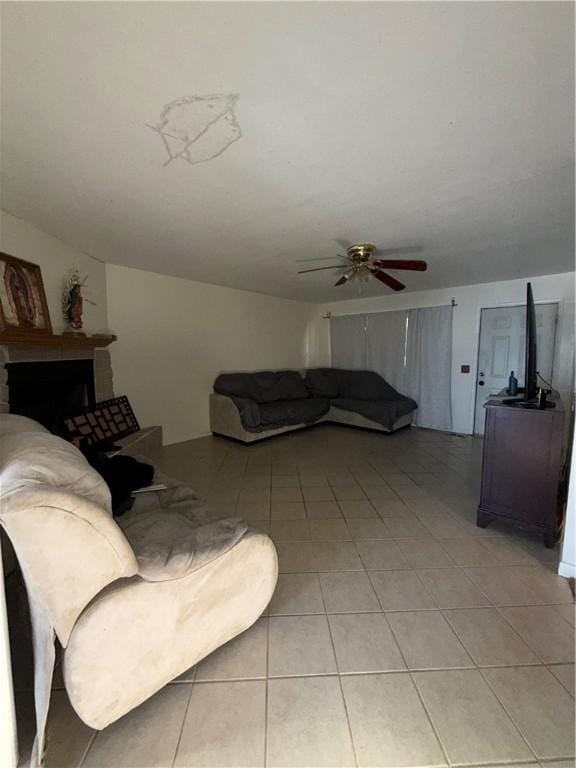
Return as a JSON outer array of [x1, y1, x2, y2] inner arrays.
[[558, 560, 576, 579]]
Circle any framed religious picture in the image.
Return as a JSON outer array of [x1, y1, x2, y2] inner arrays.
[[0, 253, 52, 336]]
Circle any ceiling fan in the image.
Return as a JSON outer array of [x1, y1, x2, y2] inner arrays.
[[297, 243, 427, 290]]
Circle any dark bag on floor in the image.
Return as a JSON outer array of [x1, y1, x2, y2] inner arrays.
[[80, 444, 154, 516]]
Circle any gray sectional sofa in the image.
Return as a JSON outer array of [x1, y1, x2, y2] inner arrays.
[[210, 368, 417, 443]]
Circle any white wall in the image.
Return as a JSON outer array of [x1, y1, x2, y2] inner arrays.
[[559, 428, 576, 579], [106, 264, 316, 444], [309, 272, 575, 435], [0, 210, 108, 334]]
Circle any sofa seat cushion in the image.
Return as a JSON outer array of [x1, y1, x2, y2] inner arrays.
[[332, 396, 417, 430], [214, 371, 309, 404], [334, 370, 402, 401], [305, 368, 405, 402], [256, 397, 330, 430]]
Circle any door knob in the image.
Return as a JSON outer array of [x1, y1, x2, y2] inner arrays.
[[478, 381, 485, 386]]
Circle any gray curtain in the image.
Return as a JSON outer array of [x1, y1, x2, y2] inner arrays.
[[366, 310, 408, 392], [330, 314, 367, 369], [405, 305, 453, 430]]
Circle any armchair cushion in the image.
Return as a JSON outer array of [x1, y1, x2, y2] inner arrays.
[[118, 510, 248, 581], [118, 467, 249, 581]]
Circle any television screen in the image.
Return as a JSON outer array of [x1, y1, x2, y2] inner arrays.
[[525, 282, 538, 401]]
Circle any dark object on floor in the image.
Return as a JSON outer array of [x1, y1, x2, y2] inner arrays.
[[63, 395, 140, 448], [80, 443, 154, 516], [477, 398, 565, 548]]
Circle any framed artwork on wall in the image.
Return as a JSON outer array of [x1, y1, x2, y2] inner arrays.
[[0, 253, 52, 335]]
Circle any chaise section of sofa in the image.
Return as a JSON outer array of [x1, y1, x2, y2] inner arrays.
[[210, 368, 417, 443], [306, 368, 417, 432]]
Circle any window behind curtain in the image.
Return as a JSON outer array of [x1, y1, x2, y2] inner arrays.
[[366, 310, 409, 392], [330, 314, 367, 369], [404, 305, 453, 430], [329, 304, 454, 432]]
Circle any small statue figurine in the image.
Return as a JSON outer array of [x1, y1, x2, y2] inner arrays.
[[63, 269, 94, 332]]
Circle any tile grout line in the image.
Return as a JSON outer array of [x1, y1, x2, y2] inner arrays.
[[77, 729, 97, 768], [384, 612, 452, 767], [158, 434, 568, 768], [432, 607, 476, 667], [274, 567, 572, 608], [317, 570, 360, 768], [170, 678, 195, 768], [188, 660, 574, 685], [547, 665, 576, 700], [263, 611, 270, 768], [477, 666, 541, 763], [491, 604, 555, 666]]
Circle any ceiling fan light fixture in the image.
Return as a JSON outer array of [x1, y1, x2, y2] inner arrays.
[[299, 241, 426, 291]]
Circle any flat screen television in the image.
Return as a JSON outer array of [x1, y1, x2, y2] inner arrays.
[[524, 282, 538, 401]]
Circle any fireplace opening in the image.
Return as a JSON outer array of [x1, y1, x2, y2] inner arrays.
[[6, 359, 96, 434]]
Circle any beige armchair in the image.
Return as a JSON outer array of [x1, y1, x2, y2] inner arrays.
[[0, 415, 277, 763]]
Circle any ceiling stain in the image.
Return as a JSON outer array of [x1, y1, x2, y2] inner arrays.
[[149, 94, 241, 167]]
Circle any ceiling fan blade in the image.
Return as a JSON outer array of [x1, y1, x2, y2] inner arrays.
[[298, 265, 346, 274], [335, 269, 353, 286], [295, 256, 345, 263], [370, 269, 405, 291], [375, 246, 423, 257], [372, 259, 427, 271]]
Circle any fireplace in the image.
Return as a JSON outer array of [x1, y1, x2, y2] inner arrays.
[[6, 359, 96, 434]]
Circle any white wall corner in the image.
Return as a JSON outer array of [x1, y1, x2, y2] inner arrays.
[[558, 417, 576, 580], [558, 560, 576, 579]]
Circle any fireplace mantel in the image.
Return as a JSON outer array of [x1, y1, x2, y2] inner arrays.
[[0, 332, 116, 349]]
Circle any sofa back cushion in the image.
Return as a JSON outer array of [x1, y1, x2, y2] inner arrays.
[[304, 369, 340, 398], [305, 368, 401, 401], [214, 371, 309, 404]]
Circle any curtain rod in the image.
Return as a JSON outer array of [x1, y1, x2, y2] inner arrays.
[[322, 297, 457, 319]]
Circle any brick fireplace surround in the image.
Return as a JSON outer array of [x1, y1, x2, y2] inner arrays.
[[0, 341, 161, 459]]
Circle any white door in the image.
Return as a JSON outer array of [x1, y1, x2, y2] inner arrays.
[[474, 303, 558, 434]]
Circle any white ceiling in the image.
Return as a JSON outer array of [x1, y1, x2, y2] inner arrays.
[[1, 2, 574, 303]]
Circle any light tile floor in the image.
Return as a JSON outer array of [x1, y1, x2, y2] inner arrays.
[[9, 424, 575, 767]]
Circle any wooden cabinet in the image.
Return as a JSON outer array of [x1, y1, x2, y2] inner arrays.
[[477, 399, 564, 547]]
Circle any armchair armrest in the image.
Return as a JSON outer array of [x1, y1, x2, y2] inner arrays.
[[0, 487, 138, 644]]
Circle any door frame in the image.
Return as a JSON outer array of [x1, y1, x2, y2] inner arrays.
[[471, 298, 560, 435]]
